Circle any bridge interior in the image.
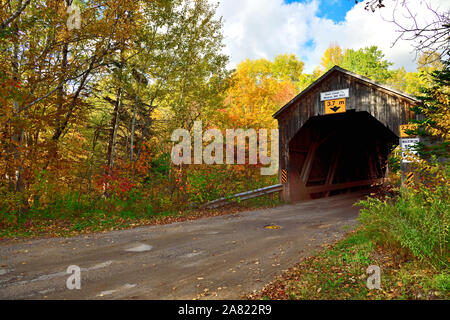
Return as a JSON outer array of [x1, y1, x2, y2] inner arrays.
[[287, 111, 398, 202]]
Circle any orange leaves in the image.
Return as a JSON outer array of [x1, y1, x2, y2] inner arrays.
[[134, 142, 154, 176], [219, 55, 303, 129]]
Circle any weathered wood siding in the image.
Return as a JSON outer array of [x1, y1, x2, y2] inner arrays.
[[277, 70, 416, 144], [275, 68, 418, 201]]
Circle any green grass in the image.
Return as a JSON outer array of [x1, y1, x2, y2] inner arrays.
[[357, 186, 449, 269], [253, 230, 449, 300], [0, 191, 282, 239], [252, 178, 449, 301], [0, 169, 281, 239]]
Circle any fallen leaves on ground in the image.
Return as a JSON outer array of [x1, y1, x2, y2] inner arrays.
[[0, 203, 277, 241], [246, 230, 448, 300]]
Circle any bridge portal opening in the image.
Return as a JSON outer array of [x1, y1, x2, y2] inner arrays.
[[287, 111, 397, 202], [274, 66, 419, 203]]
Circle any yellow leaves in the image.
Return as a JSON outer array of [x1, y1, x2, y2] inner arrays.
[[426, 110, 450, 140], [320, 43, 344, 71], [221, 55, 303, 129]]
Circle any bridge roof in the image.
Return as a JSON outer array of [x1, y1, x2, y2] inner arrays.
[[273, 66, 420, 119]]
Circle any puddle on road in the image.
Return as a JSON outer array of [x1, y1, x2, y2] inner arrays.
[[0, 269, 12, 276], [39, 288, 56, 295], [2, 260, 114, 289], [204, 231, 219, 235], [125, 244, 153, 252], [84, 260, 113, 271], [98, 289, 116, 297], [183, 251, 203, 258], [97, 283, 137, 297]]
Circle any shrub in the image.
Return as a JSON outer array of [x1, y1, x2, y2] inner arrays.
[[432, 273, 450, 292], [185, 165, 278, 205], [358, 184, 449, 269]]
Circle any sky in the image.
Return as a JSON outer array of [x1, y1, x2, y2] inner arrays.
[[213, 0, 448, 73]]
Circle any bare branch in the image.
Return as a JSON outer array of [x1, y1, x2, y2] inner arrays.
[[369, 0, 450, 59], [0, 0, 32, 32]]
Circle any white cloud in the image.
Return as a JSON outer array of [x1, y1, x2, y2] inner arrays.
[[214, 0, 448, 73], [214, 0, 319, 68]]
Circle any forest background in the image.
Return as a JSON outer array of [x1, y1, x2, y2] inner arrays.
[[0, 0, 446, 238]]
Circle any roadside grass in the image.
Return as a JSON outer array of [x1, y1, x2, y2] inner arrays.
[[0, 193, 283, 240], [0, 167, 281, 240], [250, 229, 449, 300], [251, 162, 449, 301]]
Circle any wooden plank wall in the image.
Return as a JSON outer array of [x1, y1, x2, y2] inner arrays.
[[276, 69, 417, 202]]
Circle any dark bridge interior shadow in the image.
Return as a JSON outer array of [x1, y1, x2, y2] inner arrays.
[[287, 111, 398, 202]]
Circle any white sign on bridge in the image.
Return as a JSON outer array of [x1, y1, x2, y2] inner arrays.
[[320, 89, 349, 101], [400, 137, 420, 163]]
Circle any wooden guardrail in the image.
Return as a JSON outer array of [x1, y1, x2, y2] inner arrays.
[[202, 184, 284, 209]]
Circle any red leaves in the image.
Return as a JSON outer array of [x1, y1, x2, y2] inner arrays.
[[95, 166, 135, 198], [2, 79, 21, 89]]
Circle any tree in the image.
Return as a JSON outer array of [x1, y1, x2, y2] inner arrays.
[[317, 45, 396, 84], [385, 67, 421, 95], [341, 46, 393, 83], [0, 0, 229, 204], [0, 0, 143, 198], [0, 0, 31, 33], [410, 59, 450, 159], [320, 43, 344, 71], [417, 50, 445, 77], [272, 54, 306, 85], [356, 0, 449, 59], [82, 0, 229, 195], [219, 54, 307, 129], [355, 0, 385, 12]]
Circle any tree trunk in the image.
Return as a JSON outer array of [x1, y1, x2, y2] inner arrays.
[[107, 86, 122, 171], [130, 84, 140, 163], [11, 0, 25, 193]]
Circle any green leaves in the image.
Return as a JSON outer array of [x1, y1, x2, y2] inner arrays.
[[409, 59, 449, 159], [341, 46, 393, 83]]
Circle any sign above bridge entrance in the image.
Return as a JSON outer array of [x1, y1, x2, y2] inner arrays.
[[320, 88, 349, 101], [325, 98, 346, 115]]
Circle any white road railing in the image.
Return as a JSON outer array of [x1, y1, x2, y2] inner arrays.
[[202, 184, 283, 209]]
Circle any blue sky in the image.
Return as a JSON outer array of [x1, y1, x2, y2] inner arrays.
[[285, 0, 356, 23], [215, 0, 446, 73], [285, 0, 358, 58]]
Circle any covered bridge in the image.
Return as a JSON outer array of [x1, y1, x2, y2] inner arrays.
[[274, 66, 419, 202]]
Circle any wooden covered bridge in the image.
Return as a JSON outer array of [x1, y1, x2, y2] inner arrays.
[[274, 66, 419, 202]]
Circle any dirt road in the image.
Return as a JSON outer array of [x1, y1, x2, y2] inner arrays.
[[0, 191, 369, 299]]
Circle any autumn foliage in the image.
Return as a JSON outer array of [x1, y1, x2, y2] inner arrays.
[[0, 1, 447, 239]]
